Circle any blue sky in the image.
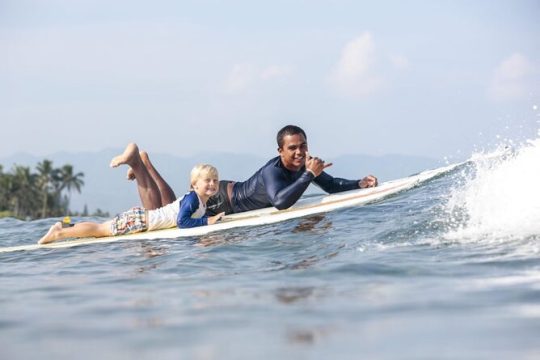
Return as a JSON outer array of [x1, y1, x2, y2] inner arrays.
[[1, 0, 539, 161]]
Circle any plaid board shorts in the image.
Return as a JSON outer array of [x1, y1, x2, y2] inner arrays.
[[110, 207, 148, 236]]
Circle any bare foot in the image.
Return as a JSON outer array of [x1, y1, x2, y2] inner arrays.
[[38, 222, 63, 244], [139, 150, 151, 167], [126, 167, 135, 180], [110, 143, 140, 168], [125, 150, 148, 179]]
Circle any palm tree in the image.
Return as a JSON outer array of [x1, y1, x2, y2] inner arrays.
[[0, 165, 9, 212], [36, 160, 56, 218], [10, 165, 39, 218], [56, 164, 84, 214], [0, 161, 85, 219]]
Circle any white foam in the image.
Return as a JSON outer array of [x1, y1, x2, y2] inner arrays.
[[444, 136, 540, 242]]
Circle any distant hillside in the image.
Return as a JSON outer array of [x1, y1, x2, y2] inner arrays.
[[0, 150, 441, 215]]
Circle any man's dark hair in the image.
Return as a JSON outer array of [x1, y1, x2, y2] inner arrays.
[[276, 125, 307, 148]]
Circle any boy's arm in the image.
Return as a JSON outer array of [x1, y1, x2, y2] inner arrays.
[[176, 193, 208, 228]]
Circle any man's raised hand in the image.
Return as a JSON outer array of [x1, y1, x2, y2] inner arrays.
[[305, 151, 332, 177]]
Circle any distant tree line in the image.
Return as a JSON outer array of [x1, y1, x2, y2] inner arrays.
[[0, 160, 85, 219]]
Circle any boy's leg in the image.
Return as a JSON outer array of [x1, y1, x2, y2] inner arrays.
[[139, 151, 176, 206], [110, 143, 162, 210], [39, 221, 112, 244]]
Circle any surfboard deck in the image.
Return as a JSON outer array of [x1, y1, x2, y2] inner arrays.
[[0, 163, 458, 254]]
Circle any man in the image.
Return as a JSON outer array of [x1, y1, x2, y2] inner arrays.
[[206, 125, 377, 215]]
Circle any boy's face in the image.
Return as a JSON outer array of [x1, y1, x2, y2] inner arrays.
[[278, 133, 308, 172], [193, 174, 219, 198]]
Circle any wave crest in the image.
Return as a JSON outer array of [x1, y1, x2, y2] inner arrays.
[[443, 136, 540, 242]]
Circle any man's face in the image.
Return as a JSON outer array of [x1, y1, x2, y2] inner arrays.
[[278, 133, 308, 171]]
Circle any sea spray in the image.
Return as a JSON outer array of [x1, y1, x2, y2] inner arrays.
[[444, 136, 540, 242]]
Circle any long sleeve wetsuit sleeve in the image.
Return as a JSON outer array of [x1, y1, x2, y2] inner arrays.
[[176, 193, 208, 228], [313, 171, 360, 193], [262, 167, 315, 210]]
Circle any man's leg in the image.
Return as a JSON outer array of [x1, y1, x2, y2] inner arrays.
[[110, 143, 163, 210], [139, 151, 176, 206]]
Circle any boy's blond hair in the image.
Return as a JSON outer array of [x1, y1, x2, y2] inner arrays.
[[190, 164, 219, 187]]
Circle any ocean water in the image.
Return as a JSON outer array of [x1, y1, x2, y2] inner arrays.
[[1, 138, 539, 360]]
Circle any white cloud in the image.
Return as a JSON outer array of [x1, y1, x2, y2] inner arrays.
[[390, 55, 409, 70], [225, 63, 257, 94], [489, 53, 536, 101], [225, 63, 292, 94], [260, 65, 292, 80], [329, 32, 383, 98]]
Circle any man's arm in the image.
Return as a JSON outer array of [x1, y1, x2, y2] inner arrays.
[[313, 171, 361, 193], [306, 152, 377, 192], [262, 167, 314, 210], [314, 172, 378, 193]]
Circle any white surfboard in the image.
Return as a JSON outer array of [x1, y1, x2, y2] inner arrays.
[[0, 163, 458, 254]]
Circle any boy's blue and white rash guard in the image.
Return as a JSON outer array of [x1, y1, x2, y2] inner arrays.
[[176, 191, 208, 228], [147, 191, 207, 231]]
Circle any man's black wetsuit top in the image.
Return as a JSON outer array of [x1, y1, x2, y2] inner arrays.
[[229, 156, 360, 213]]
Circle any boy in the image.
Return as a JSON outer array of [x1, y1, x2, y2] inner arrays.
[[38, 163, 225, 244]]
